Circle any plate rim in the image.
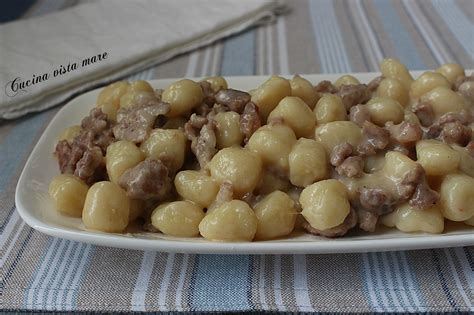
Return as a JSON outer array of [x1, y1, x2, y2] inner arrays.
[[15, 70, 474, 254]]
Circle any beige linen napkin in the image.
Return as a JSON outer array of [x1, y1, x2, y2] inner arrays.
[[0, 0, 283, 119]]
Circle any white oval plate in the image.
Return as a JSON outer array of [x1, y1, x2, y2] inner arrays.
[[15, 71, 474, 254]]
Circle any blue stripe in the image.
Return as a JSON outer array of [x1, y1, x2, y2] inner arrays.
[[69, 244, 94, 308], [1, 227, 33, 291], [431, 249, 460, 311], [49, 242, 77, 308], [0, 205, 15, 233], [43, 240, 74, 307], [462, 247, 473, 270], [379, 252, 404, 311], [30, 238, 64, 307], [309, 0, 352, 73], [246, 255, 254, 309], [361, 253, 381, 312], [23, 237, 55, 307], [367, 252, 387, 311], [392, 251, 420, 312], [343, 1, 371, 71], [220, 30, 255, 76], [431, 0, 474, 58], [372, 0, 426, 70], [190, 255, 252, 311], [0, 109, 52, 191], [58, 243, 87, 307]]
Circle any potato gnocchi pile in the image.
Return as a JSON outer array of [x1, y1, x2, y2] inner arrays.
[[50, 58, 474, 241]]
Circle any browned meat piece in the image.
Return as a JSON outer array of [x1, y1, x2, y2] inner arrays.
[[214, 89, 250, 113], [425, 111, 473, 144], [303, 208, 357, 238], [118, 159, 171, 200], [206, 103, 228, 121], [55, 108, 115, 183], [439, 121, 471, 146], [409, 179, 439, 209], [184, 114, 208, 139], [337, 84, 371, 110], [453, 74, 474, 91], [55, 140, 83, 174], [74, 147, 104, 181], [200, 81, 215, 106], [81, 108, 108, 132], [412, 101, 434, 127], [438, 110, 473, 125], [357, 209, 378, 232], [114, 101, 170, 144], [386, 121, 423, 145], [194, 103, 213, 117], [467, 141, 474, 157], [330, 142, 353, 167], [208, 181, 233, 211], [193, 122, 217, 168], [240, 102, 261, 143], [335, 156, 364, 178], [402, 164, 424, 185], [357, 121, 390, 156], [399, 164, 424, 200], [349, 104, 371, 127], [367, 75, 384, 93], [314, 80, 338, 94], [184, 112, 219, 168], [386, 143, 411, 157], [359, 187, 388, 213], [80, 108, 115, 153]]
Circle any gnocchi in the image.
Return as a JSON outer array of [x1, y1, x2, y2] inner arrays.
[[247, 123, 296, 173], [267, 96, 316, 138], [174, 170, 219, 208], [208, 147, 262, 197], [254, 191, 297, 240], [106, 140, 145, 184], [439, 174, 474, 221], [381, 203, 444, 234], [140, 129, 186, 172], [199, 200, 257, 241], [288, 138, 328, 187], [162, 79, 203, 117], [290, 75, 319, 109], [300, 179, 350, 231], [151, 201, 204, 237], [313, 94, 347, 124], [50, 58, 473, 242], [82, 181, 130, 233], [49, 174, 88, 217], [251, 75, 291, 119]]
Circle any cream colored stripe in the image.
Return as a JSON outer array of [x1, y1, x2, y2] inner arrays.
[[443, 248, 473, 309], [257, 27, 265, 75], [185, 51, 200, 78], [276, 16, 289, 75], [293, 255, 313, 312], [0, 220, 25, 268], [266, 23, 274, 74], [131, 251, 157, 311]]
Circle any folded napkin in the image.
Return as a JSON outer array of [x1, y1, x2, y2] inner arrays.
[[0, 0, 284, 119]]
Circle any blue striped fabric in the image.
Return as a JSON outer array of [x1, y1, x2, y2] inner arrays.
[[1, 0, 473, 313]]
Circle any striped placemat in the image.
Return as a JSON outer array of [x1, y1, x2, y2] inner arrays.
[[1, 0, 473, 313]]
